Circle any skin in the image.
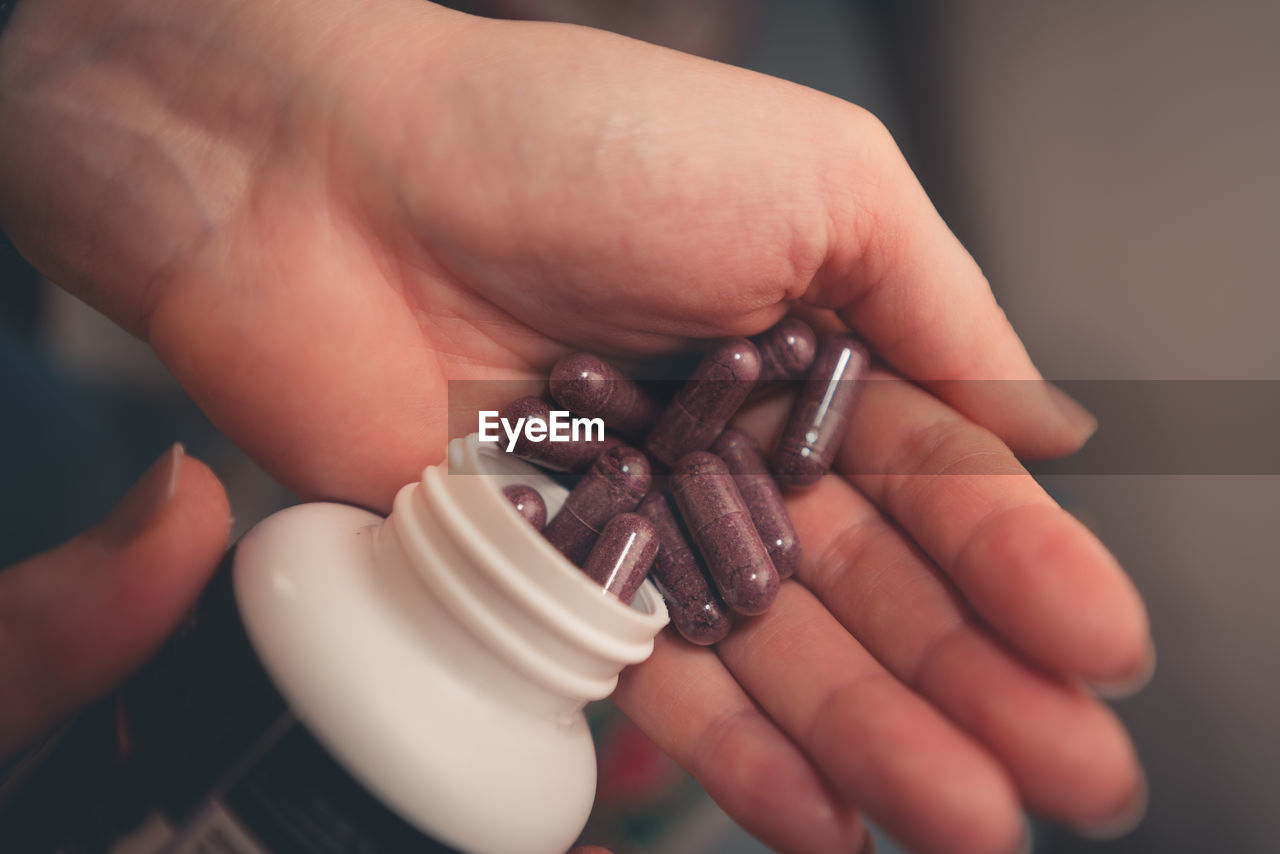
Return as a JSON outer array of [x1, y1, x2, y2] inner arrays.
[[0, 2, 1151, 853]]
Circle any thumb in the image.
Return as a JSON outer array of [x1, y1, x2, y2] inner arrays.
[[0, 444, 231, 760]]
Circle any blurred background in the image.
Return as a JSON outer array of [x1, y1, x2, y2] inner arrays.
[[2, 0, 1277, 852]]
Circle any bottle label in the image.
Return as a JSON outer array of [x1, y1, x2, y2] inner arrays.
[[158, 802, 267, 854]]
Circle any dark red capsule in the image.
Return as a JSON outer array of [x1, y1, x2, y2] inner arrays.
[[771, 335, 869, 490], [644, 338, 761, 467], [711, 428, 801, 579], [580, 512, 659, 604], [637, 492, 732, 645], [499, 396, 621, 472], [549, 353, 659, 438], [752, 317, 817, 383], [542, 446, 652, 565], [669, 452, 779, 616], [502, 484, 547, 531]]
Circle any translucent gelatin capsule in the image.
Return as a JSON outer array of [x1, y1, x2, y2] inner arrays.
[[752, 317, 817, 383], [637, 492, 732, 645], [580, 512, 659, 604], [771, 335, 869, 490], [542, 446, 651, 565], [711, 428, 801, 579], [644, 338, 761, 467], [670, 451, 779, 616], [499, 396, 621, 472], [502, 484, 547, 531], [549, 353, 659, 438]]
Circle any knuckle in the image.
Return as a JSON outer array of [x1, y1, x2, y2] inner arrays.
[[807, 512, 891, 601], [689, 706, 766, 783], [783, 100, 911, 307]]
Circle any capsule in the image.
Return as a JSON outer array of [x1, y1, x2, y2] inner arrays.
[[499, 396, 621, 472], [771, 335, 870, 490], [669, 452, 779, 616], [580, 512, 659, 604], [549, 353, 659, 438], [752, 317, 817, 383], [637, 492, 732, 645], [543, 446, 652, 565], [711, 428, 801, 579], [644, 338, 761, 467], [502, 484, 547, 531]]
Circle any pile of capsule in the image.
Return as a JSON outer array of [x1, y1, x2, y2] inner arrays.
[[498, 318, 869, 645]]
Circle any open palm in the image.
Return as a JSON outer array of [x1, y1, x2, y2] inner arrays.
[[0, 2, 1150, 852]]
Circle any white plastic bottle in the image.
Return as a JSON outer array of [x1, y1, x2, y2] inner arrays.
[[1, 434, 669, 854]]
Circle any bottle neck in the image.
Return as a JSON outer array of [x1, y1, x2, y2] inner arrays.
[[375, 434, 668, 717]]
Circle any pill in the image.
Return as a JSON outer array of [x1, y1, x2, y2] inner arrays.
[[669, 452, 779, 616], [501, 484, 546, 531], [711, 428, 801, 579], [549, 352, 659, 438], [771, 334, 869, 490], [752, 317, 817, 383], [499, 396, 621, 472], [644, 338, 761, 467], [542, 446, 652, 565], [637, 492, 732, 645], [580, 512, 659, 604]]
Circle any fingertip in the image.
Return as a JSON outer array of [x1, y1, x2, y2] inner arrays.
[[0, 448, 233, 755], [95, 444, 231, 557], [969, 774, 1027, 854], [116, 448, 232, 583], [1089, 639, 1157, 700], [931, 762, 1025, 854], [817, 677, 1023, 854], [1070, 766, 1148, 840], [171, 450, 233, 544], [692, 708, 863, 854], [925, 379, 1097, 461], [1021, 686, 1146, 828], [82, 448, 232, 677], [956, 503, 1150, 685], [1059, 534, 1152, 687], [1045, 383, 1099, 445], [911, 623, 1145, 832]]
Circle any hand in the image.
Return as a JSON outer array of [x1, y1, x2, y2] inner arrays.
[[0, 446, 230, 759], [0, 2, 1150, 853]]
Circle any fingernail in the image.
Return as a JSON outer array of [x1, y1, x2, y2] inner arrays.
[[1073, 771, 1148, 840], [1090, 641, 1157, 700], [1046, 383, 1098, 443], [100, 444, 184, 547]]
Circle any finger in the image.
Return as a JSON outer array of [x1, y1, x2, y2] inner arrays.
[[837, 371, 1152, 686], [614, 632, 867, 854], [788, 473, 1146, 832], [803, 111, 1094, 458], [717, 584, 1024, 854], [0, 445, 231, 759]]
